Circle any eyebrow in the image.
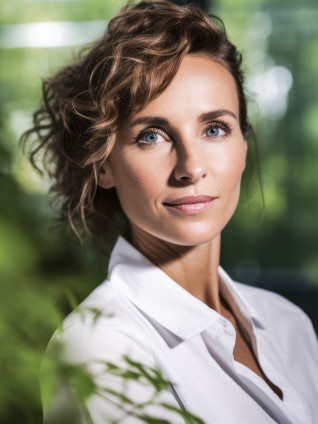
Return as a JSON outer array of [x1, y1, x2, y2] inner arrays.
[[129, 116, 169, 127], [198, 109, 238, 123], [129, 109, 237, 128]]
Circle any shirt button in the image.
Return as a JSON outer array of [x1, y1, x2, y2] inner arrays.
[[228, 325, 236, 338], [220, 319, 236, 338]]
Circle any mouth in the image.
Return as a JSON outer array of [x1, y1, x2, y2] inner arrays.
[[163, 195, 217, 215]]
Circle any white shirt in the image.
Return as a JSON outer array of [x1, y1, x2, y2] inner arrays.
[[43, 236, 318, 424]]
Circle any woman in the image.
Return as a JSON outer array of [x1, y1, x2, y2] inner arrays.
[[23, 1, 318, 423]]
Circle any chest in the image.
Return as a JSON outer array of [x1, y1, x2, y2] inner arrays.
[[145, 317, 313, 424], [226, 310, 283, 400]]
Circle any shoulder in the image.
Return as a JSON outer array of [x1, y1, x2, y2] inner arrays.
[[50, 278, 153, 366], [234, 280, 306, 316], [43, 279, 185, 424], [233, 280, 317, 342]]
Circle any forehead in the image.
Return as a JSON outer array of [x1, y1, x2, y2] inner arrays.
[[130, 54, 240, 123]]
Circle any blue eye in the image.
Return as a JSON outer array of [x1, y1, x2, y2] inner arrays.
[[206, 127, 225, 137], [137, 129, 167, 146], [144, 132, 159, 143]]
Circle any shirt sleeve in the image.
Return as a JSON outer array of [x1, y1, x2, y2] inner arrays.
[[41, 311, 187, 424]]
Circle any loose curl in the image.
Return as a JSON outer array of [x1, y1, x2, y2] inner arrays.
[[21, 0, 253, 243]]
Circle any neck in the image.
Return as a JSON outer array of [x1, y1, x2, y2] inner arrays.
[[129, 226, 222, 313]]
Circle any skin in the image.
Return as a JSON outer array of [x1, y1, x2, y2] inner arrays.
[[98, 54, 282, 399]]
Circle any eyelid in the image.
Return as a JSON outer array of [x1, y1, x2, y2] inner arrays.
[[135, 127, 170, 144], [203, 120, 232, 137], [134, 120, 232, 145]]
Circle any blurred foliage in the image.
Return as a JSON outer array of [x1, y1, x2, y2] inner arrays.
[[219, 0, 318, 280], [0, 0, 317, 422], [0, 0, 120, 24], [41, 311, 204, 424]]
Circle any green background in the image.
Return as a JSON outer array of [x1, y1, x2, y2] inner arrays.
[[0, 0, 317, 422]]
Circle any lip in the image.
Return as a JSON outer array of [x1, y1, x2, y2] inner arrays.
[[164, 195, 215, 205], [163, 195, 217, 215]]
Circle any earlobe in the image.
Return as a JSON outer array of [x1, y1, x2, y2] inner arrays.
[[97, 161, 115, 189]]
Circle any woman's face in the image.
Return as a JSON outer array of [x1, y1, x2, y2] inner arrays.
[[99, 54, 247, 247]]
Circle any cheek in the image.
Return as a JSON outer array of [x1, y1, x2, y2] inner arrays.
[[216, 142, 246, 190], [110, 152, 165, 205]]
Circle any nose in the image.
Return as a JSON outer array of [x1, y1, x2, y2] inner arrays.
[[174, 142, 207, 184]]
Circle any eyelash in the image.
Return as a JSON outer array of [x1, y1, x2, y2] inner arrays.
[[134, 121, 232, 147], [205, 121, 232, 137]]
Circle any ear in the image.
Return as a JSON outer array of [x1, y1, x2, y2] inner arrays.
[[98, 161, 115, 189], [243, 138, 248, 169]]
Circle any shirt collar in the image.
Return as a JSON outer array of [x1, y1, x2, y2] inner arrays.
[[217, 266, 265, 329], [108, 236, 265, 340]]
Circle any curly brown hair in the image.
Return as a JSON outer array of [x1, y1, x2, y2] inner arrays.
[[21, 0, 253, 244]]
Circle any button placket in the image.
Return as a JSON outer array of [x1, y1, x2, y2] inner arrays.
[[203, 318, 237, 363]]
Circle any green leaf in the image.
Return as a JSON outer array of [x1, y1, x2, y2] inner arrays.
[[160, 403, 205, 424], [72, 366, 97, 403], [136, 415, 172, 424], [122, 356, 171, 392]]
